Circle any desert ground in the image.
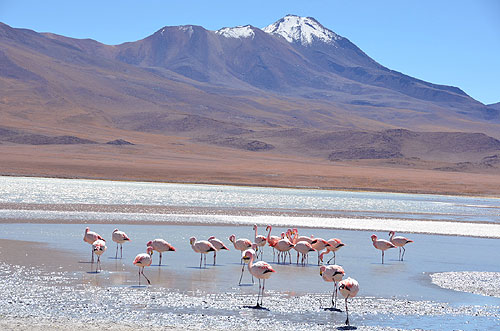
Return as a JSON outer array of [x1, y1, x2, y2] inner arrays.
[[1, 138, 499, 197]]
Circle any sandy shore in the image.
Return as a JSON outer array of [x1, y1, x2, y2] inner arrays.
[[1, 143, 500, 197]]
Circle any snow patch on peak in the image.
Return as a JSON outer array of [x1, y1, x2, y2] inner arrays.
[[263, 15, 340, 46], [215, 25, 255, 39]]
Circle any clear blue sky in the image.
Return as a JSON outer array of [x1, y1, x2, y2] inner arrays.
[[1, 0, 499, 104]]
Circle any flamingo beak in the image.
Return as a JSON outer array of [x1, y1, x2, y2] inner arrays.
[[320, 270, 323, 276]]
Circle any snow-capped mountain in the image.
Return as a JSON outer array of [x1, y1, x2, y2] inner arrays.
[[263, 14, 341, 46], [215, 25, 255, 39]]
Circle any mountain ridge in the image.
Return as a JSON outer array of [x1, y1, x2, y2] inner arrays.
[[1, 17, 499, 176]]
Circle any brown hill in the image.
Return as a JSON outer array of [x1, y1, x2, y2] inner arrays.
[[0, 19, 499, 195]]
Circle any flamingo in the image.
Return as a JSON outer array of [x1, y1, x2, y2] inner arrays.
[[292, 228, 313, 244], [389, 231, 414, 261], [242, 249, 276, 308], [339, 277, 360, 326], [228, 234, 252, 263], [133, 246, 153, 285], [319, 265, 345, 309], [190, 237, 216, 268], [208, 236, 230, 265], [253, 224, 267, 259], [92, 239, 106, 272], [310, 238, 332, 265], [319, 238, 345, 265], [293, 241, 315, 266], [239, 245, 257, 285], [274, 235, 294, 264], [146, 239, 176, 266], [266, 225, 280, 261], [112, 228, 130, 259], [371, 234, 396, 264], [83, 227, 105, 263]]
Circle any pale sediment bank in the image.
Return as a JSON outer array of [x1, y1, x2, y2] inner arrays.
[[1, 211, 500, 239], [431, 272, 500, 298]]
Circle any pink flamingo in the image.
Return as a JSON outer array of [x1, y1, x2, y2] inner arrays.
[[133, 246, 153, 285], [83, 227, 105, 263], [92, 239, 106, 272], [146, 239, 176, 266], [112, 228, 130, 259], [253, 224, 267, 259], [293, 241, 315, 266], [389, 231, 414, 261], [190, 237, 216, 268], [208, 236, 230, 265], [292, 228, 313, 244], [229, 234, 252, 263], [311, 238, 332, 265], [319, 265, 345, 309], [242, 249, 276, 308], [371, 234, 396, 264], [266, 225, 280, 262], [339, 277, 360, 326], [239, 245, 257, 285], [319, 238, 345, 264], [274, 234, 294, 264]]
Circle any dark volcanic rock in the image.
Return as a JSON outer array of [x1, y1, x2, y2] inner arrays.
[[207, 137, 274, 151], [106, 139, 134, 145], [5, 134, 97, 145], [329, 147, 403, 160]]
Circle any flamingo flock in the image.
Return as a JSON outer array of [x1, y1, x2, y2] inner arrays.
[[82, 225, 414, 326]]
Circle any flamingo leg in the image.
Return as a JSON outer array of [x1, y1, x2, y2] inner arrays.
[[138, 268, 141, 286], [256, 278, 261, 307], [213, 251, 217, 266], [288, 251, 292, 264], [402, 246, 406, 261], [115, 243, 119, 259], [331, 283, 336, 307], [239, 264, 245, 285], [96, 255, 101, 272], [261, 279, 266, 307], [204, 254, 207, 268], [345, 297, 350, 325], [159, 252, 163, 266], [120, 244, 123, 259], [141, 268, 151, 285], [91, 247, 94, 263], [199, 253, 203, 268], [382, 250, 385, 264]]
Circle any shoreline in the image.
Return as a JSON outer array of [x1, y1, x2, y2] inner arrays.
[[2, 173, 500, 199]]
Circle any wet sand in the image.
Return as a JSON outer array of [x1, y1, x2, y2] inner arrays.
[[0, 223, 499, 330]]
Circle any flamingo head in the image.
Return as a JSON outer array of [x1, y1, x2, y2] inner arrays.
[[242, 250, 254, 262], [146, 246, 153, 256], [371, 234, 378, 241], [253, 224, 257, 230], [293, 228, 298, 234], [229, 234, 235, 243], [189, 237, 196, 245], [319, 265, 326, 275], [168, 244, 176, 252], [85, 227, 89, 233], [113, 228, 118, 233], [389, 231, 395, 236], [146, 240, 153, 247], [266, 225, 271, 231], [208, 236, 215, 240]]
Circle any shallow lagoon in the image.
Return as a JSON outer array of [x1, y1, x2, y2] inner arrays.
[[0, 176, 499, 330]]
